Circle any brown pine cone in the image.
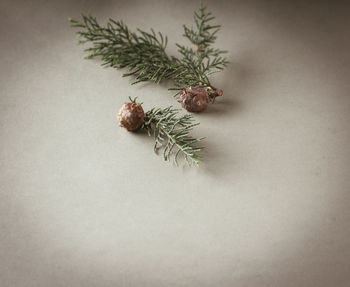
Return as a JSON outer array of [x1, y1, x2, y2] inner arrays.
[[178, 86, 210, 112], [117, 102, 144, 131], [178, 86, 223, 112]]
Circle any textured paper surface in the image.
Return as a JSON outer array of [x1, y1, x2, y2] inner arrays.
[[1, 0, 350, 286]]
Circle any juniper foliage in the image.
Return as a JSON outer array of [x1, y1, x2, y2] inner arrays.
[[143, 106, 204, 166], [69, 3, 228, 94]]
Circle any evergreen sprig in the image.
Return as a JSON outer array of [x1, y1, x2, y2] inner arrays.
[[174, 4, 228, 90], [69, 16, 177, 84], [142, 106, 204, 166], [69, 3, 228, 94]]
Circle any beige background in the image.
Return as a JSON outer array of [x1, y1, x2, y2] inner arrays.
[[1, 0, 350, 286]]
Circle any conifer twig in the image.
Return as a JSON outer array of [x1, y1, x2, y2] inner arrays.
[[69, 4, 228, 95], [142, 106, 204, 166]]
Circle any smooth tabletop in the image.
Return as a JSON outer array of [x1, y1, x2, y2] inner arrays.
[[1, 0, 350, 286]]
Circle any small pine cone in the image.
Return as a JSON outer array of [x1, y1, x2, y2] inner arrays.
[[178, 86, 210, 112], [117, 102, 144, 131]]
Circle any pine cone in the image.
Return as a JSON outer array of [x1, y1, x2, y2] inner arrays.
[[178, 86, 210, 112], [117, 102, 144, 131], [178, 86, 223, 112]]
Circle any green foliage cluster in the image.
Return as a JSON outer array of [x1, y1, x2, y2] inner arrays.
[[69, 4, 227, 165], [69, 3, 228, 94], [143, 106, 204, 166], [174, 4, 228, 90], [127, 97, 203, 166]]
